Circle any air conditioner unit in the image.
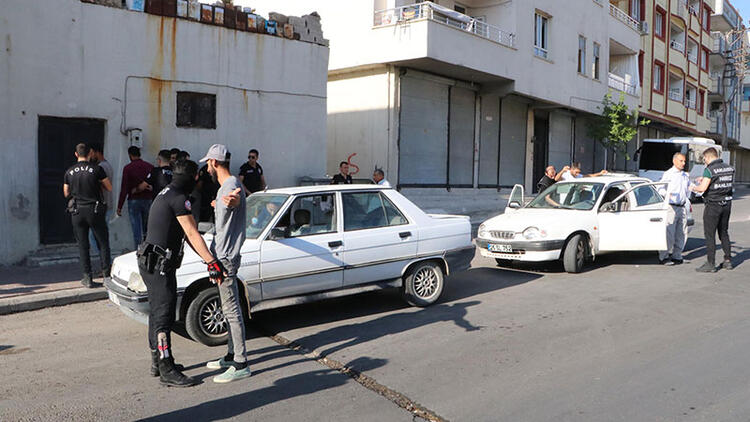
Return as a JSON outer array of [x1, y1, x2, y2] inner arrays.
[[640, 21, 649, 35]]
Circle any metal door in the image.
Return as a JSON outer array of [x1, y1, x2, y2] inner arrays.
[[448, 86, 475, 187], [532, 115, 549, 193], [38, 117, 105, 244], [399, 76, 449, 186]]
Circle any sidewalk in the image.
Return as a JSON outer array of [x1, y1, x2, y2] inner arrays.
[[0, 262, 107, 315]]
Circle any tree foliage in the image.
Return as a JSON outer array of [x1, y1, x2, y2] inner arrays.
[[587, 92, 649, 160]]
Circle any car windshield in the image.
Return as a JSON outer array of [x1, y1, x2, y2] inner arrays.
[[245, 194, 289, 239], [527, 182, 604, 210]]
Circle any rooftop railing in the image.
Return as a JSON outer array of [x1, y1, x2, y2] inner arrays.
[[373, 2, 516, 49]]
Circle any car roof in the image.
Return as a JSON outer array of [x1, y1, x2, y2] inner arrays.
[[642, 137, 717, 146], [559, 174, 651, 185], [258, 184, 390, 195]]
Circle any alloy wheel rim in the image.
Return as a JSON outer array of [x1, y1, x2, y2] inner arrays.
[[576, 239, 585, 266], [200, 297, 227, 336], [414, 267, 438, 299]]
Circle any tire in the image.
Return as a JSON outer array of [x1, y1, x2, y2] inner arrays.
[[185, 287, 228, 346], [402, 261, 444, 307], [562, 234, 587, 274], [495, 258, 513, 267]]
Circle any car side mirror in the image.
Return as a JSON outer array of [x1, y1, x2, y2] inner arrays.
[[508, 201, 521, 209], [269, 227, 286, 240], [601, 202, 616, 212]]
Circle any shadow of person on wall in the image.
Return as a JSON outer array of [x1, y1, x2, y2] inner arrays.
[[139, 356, 387, 422]]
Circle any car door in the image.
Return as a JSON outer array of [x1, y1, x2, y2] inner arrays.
[[341, 191, 418, 287], [260, 193, 344, 299], [597, 183, 668, 251]]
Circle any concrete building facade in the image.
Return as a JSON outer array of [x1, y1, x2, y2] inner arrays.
[[321, 0, 643, 193], [0, 0, 329, 265]]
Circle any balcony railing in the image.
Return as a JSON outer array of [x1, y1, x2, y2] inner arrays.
[[684, 96, 696, 109], [674, 0, 688, 19], [709, 111, 723, 133], [609, 3, 640, 32], [718, 0, 740, 29], [710, 75, 723, 94], [373, 2, 516, 48], [668, 88, 683, 101], [711, 32, 727, 54], [742, 99, 750, 113], [608, 72, 638, 95], [670, 39, 685, 52]]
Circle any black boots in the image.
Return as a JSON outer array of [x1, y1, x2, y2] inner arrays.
[[158, 358, 198, 387], [150, 350, 185, 377]]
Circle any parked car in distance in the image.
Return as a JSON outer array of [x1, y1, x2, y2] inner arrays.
[[106, 185, 474, 346], [476, 175, 693, 273]]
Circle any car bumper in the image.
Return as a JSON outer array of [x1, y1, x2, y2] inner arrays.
[[444, 246, 475, 274], [475, 238, 563, 262], [104, 276, 184, 323]]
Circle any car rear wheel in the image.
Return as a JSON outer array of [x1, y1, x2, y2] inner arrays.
[[185, 287, 228, 346], [402, 261, 444, 307], [562, 234, 586, 274]]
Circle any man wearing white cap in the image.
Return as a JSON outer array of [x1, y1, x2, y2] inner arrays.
[[199, 144, 252, 383]]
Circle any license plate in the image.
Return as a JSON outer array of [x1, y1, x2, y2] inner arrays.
[[108, 291, 121, 306], [488, 243, 512, 253]]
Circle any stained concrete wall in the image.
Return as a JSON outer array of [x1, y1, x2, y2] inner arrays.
[[0, 0, 329, 265]]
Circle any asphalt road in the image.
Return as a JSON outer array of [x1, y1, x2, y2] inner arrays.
[[1, 189, 749, 421]]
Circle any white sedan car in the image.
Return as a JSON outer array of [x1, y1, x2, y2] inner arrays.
[[476, 175, 692, 273], [106, 185, 473, 345]]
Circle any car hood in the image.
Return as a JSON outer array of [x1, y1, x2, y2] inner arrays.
[[481, 208, 591, 236], [112, 235, 261, 285]]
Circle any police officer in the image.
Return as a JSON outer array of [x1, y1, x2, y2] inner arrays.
[[238, 149, 266, 193], [690, 147, 735, 272], [138, 159, 226, 387], [134, 149, 172, 199], [331, 161, 353, 184], [63, 143, 113, 288]]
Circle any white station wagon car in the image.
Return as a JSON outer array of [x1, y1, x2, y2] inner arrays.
[[476, 175, 693, 273], [106, 185, 473, 345]]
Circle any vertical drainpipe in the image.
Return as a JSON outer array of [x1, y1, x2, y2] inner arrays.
[[473, 93, 481, 189]]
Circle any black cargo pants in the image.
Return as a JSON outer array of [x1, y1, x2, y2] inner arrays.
[[71, 204, 111, 278]]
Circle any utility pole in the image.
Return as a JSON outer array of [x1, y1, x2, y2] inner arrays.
[[718, 26, 749, 150]]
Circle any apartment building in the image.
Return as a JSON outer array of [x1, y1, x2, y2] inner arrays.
[[318, 0, 643, 192], [737, 76, 750, 181]]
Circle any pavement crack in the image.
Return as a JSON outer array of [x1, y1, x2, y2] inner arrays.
[[262, 330, 449, 422]]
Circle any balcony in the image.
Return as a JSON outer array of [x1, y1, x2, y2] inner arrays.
[[711, 32, 727, 54], [743, 99, 750, 113], [709, 75, 724, 96], [711, 0, 740, 31], [373, 2, 516, 48], [684, 97, 697, 109], [669, 88, 684, 102], [609, 3, 641, 32], [608, 72, 638, 95], [671, 0, 688, 21], [669, 39, 685, 53]]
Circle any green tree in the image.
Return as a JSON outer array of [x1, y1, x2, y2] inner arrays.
[[587, 92, 649, 168]]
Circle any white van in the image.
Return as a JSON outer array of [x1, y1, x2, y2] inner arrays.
[[634, 137, 722, 198]]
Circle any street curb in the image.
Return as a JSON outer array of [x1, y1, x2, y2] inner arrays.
[[0, 288, 107, 316]]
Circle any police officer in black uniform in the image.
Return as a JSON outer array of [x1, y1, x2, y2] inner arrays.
[[690, 147, 735, 272], [63, 143, 113, 288], [138, 159, 226, 387], [135, 149, 172, 199]]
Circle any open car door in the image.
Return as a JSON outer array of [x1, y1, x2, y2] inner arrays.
[[597, 182, 668, 251], [505, 184, 524, 213]]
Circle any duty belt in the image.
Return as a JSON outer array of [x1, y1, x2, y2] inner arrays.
[[136, 242, 183, 275]]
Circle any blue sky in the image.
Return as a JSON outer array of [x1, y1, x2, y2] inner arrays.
[[731, 0, 750, 22]]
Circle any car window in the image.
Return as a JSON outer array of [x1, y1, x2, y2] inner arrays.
[[343, 192, 404, 231], [272, 194, 336, 238], [599, 184, 627, 211], [527, 182, 604, 210], [246, 194, 288, 239], [633, 185, 663, 207]]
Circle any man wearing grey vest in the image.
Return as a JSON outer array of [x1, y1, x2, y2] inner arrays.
[[690, 147, 735, 272], [199, 144, 252, 383]]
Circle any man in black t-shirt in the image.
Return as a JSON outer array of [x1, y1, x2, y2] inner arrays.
[[331, 161, 353, 184], [135, 149, 172, 199], [536, 165, 569, 193], [63, 143, 113, 288], [196, 163, 220, 222], [238, 149, 266, 194], [138, 159, 225, 387]]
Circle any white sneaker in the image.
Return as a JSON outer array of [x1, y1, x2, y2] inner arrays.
[[206, 357, 233, 369], [213, 365, 252, 383]]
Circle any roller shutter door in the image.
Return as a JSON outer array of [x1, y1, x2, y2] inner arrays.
[[448, 86, 475, 186]]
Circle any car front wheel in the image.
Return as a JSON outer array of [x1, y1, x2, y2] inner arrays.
[[562, 234, 586, 273], [402, 261, 444, 307], [185, 287, 229, 346]]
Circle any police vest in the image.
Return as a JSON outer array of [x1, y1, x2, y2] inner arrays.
[[704, 159, 734, 203]]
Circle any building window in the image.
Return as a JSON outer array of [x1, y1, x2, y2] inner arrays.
[[578, 36, 587, 75], [534, 12, 549, 59], [654, 7, 665, 40], [454, 3, 467, 14], [176, 92, 216, 129], [638, 51, 644, 86], [630, 0, 644, 21], [702, 5, 710, 31], [698, 90, 705, 114], [653, 61, 665, 94], [593, 43, 601, 80], [701, 47, 709, 71]]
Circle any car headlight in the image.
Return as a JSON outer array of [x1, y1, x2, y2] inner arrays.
[[127, 272, 148, 293], [478, 223, 488, 238], [522, 226, 547, 240]]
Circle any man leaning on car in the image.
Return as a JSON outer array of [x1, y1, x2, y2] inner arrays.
[[658, 152, 691, 266]]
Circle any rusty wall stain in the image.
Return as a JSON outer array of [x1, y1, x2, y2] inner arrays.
[[146, 79, 171, 153], [170, 18, 177, 79], [242, 90, 248, 111]]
